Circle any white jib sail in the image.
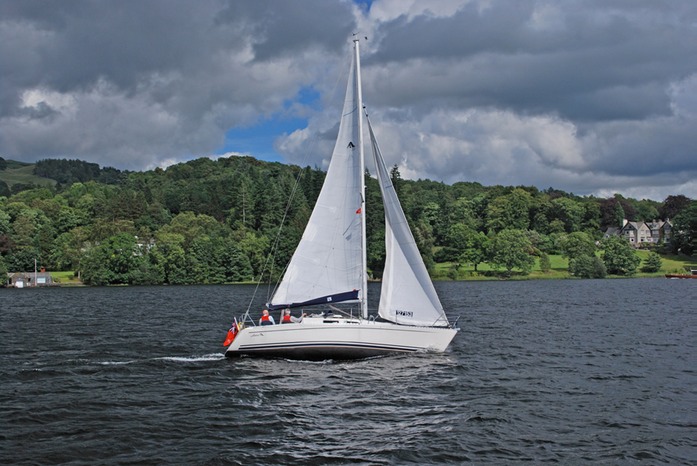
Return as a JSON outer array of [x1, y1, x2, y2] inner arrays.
[[368, 120, 450, 327], [270, 54, 364, 308]]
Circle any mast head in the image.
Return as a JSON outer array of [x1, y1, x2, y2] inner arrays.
[[352, 33, 367, 44]]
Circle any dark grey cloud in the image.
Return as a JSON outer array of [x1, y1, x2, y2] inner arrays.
[[1, 0, 696, 200], [366, 0, 697, 122], [0, 0, 354, 168]]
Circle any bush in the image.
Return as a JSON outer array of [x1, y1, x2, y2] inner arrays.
[[569, 254, 607, 278]]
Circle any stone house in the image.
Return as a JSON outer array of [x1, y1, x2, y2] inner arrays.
[[604, 219, 672, 247]]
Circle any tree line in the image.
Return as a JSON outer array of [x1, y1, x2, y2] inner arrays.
[[0, 156, 695, 285]]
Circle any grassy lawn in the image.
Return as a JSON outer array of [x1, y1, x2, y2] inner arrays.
[[433, 251, 696, 281], [0, 162, 56, 188], [634, 250, 696, 277], [50, 271, 84, 286], [433, 255, 570, 280]]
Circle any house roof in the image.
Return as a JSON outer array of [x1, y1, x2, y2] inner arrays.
[[7, 272, 53, 279]]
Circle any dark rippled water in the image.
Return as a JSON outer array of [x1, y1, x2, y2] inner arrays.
[[1, 279, 696, 464]]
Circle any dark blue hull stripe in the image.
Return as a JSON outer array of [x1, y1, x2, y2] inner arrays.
[[225, 341, 420, 360], [238, 342, 418, 351]]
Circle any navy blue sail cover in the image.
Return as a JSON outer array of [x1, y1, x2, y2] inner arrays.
[[268, 290, 359, 311]]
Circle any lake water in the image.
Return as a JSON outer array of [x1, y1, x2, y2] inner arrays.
[[1, 279, 695, 464]]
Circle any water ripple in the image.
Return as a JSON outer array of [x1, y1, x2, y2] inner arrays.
[[1, 280, 696, 464]]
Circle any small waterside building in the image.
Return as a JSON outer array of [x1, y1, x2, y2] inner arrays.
[[6, 271, 55, 288]]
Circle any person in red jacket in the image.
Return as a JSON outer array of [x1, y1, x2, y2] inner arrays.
[[259, 309, 275, 326], [281, 308, 304, 324]]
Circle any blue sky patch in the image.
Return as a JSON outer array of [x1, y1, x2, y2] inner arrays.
[[219, 86, 320, 162]]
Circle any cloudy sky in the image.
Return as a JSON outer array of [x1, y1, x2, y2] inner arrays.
[[1, 0, 696, 200]]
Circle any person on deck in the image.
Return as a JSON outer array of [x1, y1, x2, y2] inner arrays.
[[259, 309, 275, 326], [281, 308, 303, 324]]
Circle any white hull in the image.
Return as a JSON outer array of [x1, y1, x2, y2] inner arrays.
[[225, 315, 458, 360]]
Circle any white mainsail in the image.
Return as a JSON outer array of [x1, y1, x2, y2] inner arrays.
[[270, 52, 364, 309], [367, 120, 450, 327]]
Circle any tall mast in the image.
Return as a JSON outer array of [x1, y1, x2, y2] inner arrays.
[[354, 38, 368, 319]]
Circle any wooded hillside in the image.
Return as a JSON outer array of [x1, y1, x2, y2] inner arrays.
[[0, 156, 695, 284]]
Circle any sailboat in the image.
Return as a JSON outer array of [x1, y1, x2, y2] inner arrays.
[[224, 39, 458, 360]]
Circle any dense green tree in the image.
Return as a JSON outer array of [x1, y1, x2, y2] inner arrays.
[[488, 229, 535, 275], [569, 254, 607, 278], [670, 201, 697, 256], [485, 188, 532, 233], [6, 246, 41, 272], [220, 237, 254, 282], [235, 230, 270, 279], [525, 230, 554, 254], [107, 188, 148, 221], [581, 201, 602, 235], [602, 236, 641, 275], [0, 209, 10, 236], [0, 254, 7, 281], [530, 197, 552, 233], [159, 212, 223, 245], [419, 219, 439, 271], [612, 201, 626, 226], [659, 195, 691, 220], [444, 223, 470, 251], [632, 199, 660, 222], [150, 232, 189, 284], [641, 252, 663, 273], [549, 197, 584, 233], [35, 222, 57, 268], [128, 252, 165, 285], [34, 159, 124, 184], [390, 164, 403, 197], [558, 232, 596, 260], [90, 219, 136, 242], [599, 198, 625, 227], [461, 230, 489, 272], [81, 233, 145, 285], [188, 236, 226, 284], [539, 253, 551, 273], [50, 228, 88, 271], [0, 181, 11, 197], [54, 205, 88, 233], [447, 197, 479, 231], [9, 206, 39, 246]]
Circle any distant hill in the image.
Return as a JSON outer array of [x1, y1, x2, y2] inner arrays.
[[0, 158, 125, 192], [32, 158, 126, 185], [0, 158, 57, 190]]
